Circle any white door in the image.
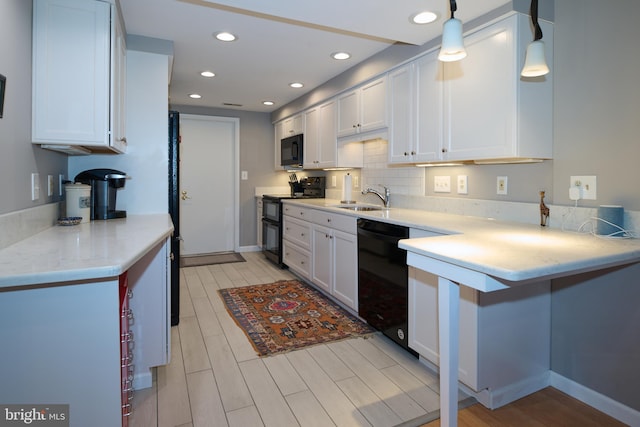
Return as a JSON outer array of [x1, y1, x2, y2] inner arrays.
[[179, 114, 238, 256]]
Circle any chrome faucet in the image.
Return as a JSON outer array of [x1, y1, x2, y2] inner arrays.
[[362, 186, 391, 208]]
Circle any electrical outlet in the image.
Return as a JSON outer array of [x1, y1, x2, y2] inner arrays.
[[241, 171, 248, 180], [570, 175, 596, 200], [457, 175, 468, 194], [434, 176, 451, 193], [353, 175, 359, 188], [331, 175, 337, 187], [31, 173, 40, 201], [497, 176, 508, 195]]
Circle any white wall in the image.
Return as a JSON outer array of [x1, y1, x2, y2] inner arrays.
[[69, 50, 170, 215]]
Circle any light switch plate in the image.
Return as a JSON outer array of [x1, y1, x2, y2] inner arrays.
[[47, 175, 54, 197], [434, 176, 451, 193], [31, 173, 40, 201]]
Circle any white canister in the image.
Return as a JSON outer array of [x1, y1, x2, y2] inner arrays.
[[65, 183, 91, 223]]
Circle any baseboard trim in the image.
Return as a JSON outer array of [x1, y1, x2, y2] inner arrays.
[[550, 371, 640, 426], [133, 371, 153, 391], [473, 371, 550, 409]]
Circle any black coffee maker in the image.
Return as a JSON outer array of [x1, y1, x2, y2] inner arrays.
[[75, 169, 127, 220]]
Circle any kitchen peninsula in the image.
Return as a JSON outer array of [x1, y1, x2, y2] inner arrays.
[[0, 214, 174, 427], [282, 198, 640, 427]]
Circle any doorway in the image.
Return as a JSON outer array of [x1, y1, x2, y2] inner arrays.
[[179, 114, 239, 256]]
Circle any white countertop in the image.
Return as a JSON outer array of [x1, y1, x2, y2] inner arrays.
[[0, 214, 174, 288], [283, 199, 640, 284]]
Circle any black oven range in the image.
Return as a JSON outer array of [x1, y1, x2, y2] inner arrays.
[[262, 177, 325, 267]]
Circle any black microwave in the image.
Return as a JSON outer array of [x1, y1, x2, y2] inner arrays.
[[281, 134, 303, 167]]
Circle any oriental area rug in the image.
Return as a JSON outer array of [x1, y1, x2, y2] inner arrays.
[[218, 280, 375, 357]]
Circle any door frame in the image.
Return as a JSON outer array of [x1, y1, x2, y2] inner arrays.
[[180, 114, 240, 253]]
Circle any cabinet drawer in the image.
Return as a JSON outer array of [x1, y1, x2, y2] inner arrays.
[[311, 210, 356, 234], [283, 240, 311, 279], [283, 216, 311, 249], [282, 204, 312, 220]]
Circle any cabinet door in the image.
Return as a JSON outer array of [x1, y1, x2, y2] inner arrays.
[[414, 49, 444, 162], [274, 120, 284, 170], [311, 225, 332, 294], [408, 267, 478, 388], [359, 77, 387, 132], [303, 107, 320, 168], [332, 230, 358, 311], [336, 90, 359, 137], [110, 7, 127, 153], [444, 19, 515, 160], [317, 100, 338, 168], [32, 0, 110, 146], [283, 114, 304, 137], [388, 65, 415, 163]]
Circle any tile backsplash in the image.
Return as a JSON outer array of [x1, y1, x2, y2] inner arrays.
[[326, 138, 640, 236]]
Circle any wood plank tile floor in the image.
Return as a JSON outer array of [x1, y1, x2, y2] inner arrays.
[[130, 251, 449, 427], [129, 251, 624, 427]]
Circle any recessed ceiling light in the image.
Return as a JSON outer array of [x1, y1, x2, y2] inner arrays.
[[200, 71, 215, 77], [189, 93, 202, 99], [331, 52, 351, 60], [411, 11, 438, 24], [289, 82, 304, 88], [215, 31, 237, 42], [263, 101, 275, 106]]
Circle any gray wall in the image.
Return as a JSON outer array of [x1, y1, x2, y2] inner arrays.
[[550, 0, 640, 411], [0, 0, 67, 215], [170, 105, 290, 247]]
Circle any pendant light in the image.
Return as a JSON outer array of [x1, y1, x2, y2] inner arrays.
[[438, 0, 467, 62], [521, 0, 549, 77]]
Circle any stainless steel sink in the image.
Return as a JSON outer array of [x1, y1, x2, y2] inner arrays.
[[337, 206, 385, 211]]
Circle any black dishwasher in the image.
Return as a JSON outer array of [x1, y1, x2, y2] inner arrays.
[[357, 219, 417, 357]]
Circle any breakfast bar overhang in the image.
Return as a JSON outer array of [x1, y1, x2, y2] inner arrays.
[[399, 229, 640, 427]]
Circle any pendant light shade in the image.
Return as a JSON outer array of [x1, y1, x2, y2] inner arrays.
[[521, 40, 549, 77], [521, 0, 549, 77], [438, 0, 467, 62]]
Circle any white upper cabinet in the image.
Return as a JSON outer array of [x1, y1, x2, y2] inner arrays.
[[337, 77, 387, 138], [32, 0, 127, 154], [304, 100, 339, 169], [388, 13, 553, 164], [304, 99, 363, 169], [388, 51, 443, 164], [274, 113, 304, 170], [282, 114, 304, 137]]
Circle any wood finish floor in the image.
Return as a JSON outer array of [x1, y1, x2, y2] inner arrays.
[[130, 252, 450, 427], [130, 252, 625, 427]]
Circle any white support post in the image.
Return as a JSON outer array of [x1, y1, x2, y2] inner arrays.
[[438, 276, 460, 427]]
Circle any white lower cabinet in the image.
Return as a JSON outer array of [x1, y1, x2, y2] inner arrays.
[[283, 203, 358, 312], [409, 267, 551, 408], [311, 218, 358, 310], [283, 215, 312, 280], [283, 240, 311, 280]]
